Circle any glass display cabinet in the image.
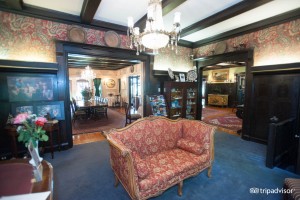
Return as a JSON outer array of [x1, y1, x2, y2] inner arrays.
[[164, 81, 197, 119]]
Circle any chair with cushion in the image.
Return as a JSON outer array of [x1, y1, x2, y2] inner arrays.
[[93, 105, 108, 119], [124, 102, 142, 126], [70, 101, 87, 124]]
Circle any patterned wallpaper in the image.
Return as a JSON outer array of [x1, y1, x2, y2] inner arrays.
[[1, 11, 299, 67], [0, 11, 193, 71], [193, 19, 300, 66], [154, 45, 193, 72]]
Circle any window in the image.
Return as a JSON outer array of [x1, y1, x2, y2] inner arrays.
[[76, 79, 89, 100]]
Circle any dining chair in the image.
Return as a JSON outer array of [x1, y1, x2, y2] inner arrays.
[[124, 102, 142, 126], [93, 105, 108, 119], [70, 101, 87, 124]]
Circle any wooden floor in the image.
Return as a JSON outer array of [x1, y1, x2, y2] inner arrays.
[[72, 107, 125, 145], [73, 132, 106, 145]]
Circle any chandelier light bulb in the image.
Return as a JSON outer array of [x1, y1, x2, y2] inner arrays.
[[127, 17, 134, 28], [174, 12, 181, 24]]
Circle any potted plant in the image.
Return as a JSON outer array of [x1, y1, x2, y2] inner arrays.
[[13, 113, 48, 165], [81, 87, 92, 100]]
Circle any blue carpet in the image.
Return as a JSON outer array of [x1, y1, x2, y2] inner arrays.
[[44, 131, 300, 200]]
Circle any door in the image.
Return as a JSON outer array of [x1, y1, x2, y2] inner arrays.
[[251, 73, 300, 171], [128, 76, 141, 111]]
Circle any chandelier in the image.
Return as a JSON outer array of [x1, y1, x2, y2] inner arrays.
[[81, 65, 95, 80], [127, 0, 181, 55]]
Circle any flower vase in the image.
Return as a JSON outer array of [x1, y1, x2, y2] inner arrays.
[[28, 141, 43, 167]]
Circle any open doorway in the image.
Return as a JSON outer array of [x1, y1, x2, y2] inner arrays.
[[195, 50, 254, 139], [56, 42, 152, 147], [201, 63, 246, 135], [64, 51, 145, 145]]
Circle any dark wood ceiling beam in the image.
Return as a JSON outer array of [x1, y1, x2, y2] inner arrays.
[[193, 7, 300, 48], [181, 0, 273, 38], [68, 62, 130, 67], [68, 60, 137, 65], [4, 0, 23, 10], [135, 0, 186, 30], [80, 0, 102, 24]]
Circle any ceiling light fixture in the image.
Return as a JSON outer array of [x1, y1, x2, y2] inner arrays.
[[127, 0, 181, 55], [81, 65, 96, 80]]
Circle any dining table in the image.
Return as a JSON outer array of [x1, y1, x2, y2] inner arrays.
[[76, 100, 108, 119]]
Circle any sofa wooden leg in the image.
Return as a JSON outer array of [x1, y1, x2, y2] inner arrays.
[[178, 181, 183, 196], [207, 166, 212, 178], [114, 174, 119, 187]]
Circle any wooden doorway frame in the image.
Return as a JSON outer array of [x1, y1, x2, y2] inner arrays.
[[56, 41, 152, 148], [194, 50, 254, 140]]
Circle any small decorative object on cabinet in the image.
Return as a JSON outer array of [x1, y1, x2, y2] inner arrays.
[[164, 81, 197, 119]]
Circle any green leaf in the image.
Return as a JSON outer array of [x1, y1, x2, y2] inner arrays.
[[41, 134, 49, 141]]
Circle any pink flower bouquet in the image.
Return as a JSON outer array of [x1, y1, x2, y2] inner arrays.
[[13, 113, 49, 147]]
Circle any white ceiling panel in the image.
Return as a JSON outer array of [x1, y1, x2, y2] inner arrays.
[[23, 0, 84, 16], [94, 0, 148, 26], [162, 0, 243, 31], [182, 0, 300, 42]]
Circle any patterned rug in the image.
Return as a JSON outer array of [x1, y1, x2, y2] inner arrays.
[[72, 108, 125, 135], [204, 113, 242, 132], [202, 108, 242, 135], [202, 107, 227, 119]]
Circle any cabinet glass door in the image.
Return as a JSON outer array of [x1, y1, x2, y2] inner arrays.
[[186, 88, 197, 119], [170, 88, 183, 119]]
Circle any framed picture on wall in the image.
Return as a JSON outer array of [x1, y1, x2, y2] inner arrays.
[[36, 101, 65, 120], [7, 75, 56, 102], [211, 69, 229, 82]]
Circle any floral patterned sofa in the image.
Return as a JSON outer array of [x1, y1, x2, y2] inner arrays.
[[105, 116, 216, 200]]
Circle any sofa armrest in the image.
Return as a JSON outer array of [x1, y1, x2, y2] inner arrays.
[[106, 135, 140, 199], [182, 121, 216, 164]]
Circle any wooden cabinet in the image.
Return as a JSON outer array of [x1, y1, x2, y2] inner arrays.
[[208, 94, 228, 106], [164, 82, 197, 119]]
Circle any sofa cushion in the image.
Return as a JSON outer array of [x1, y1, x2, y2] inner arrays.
[[177, 138, 204, 155], [132, 151, 150, 179], [138, 148, 209, 192]]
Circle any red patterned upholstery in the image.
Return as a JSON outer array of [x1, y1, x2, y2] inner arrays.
[[106, 117, 216, 200]]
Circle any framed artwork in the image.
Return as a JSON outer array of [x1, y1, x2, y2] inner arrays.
[[7, 75, 55, 102], [106, 79, 116, 89], [36, 101, 65, 120], [211, 69, 229, 82], [11, 103, 34, 115], [179, 73, 185, 82]]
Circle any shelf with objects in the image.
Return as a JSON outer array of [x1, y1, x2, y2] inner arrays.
[[146, 95, 168, 117], [164, 81, 197, 120]]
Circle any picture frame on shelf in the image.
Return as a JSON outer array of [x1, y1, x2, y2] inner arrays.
[[179, 73, 185, 82]]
